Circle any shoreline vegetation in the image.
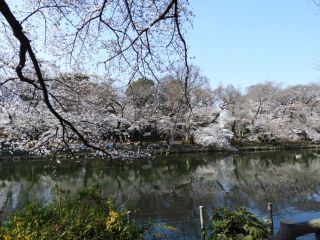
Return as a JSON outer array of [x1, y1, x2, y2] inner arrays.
[[0, 185, 147, 240], [1, 140, 320, 162], [0, 185, 270, 240]]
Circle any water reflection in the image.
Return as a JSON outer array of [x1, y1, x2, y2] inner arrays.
[[1, 150, 320, 239]]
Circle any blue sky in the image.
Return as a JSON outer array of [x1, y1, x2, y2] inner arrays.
[[189, 0, 320, 90]]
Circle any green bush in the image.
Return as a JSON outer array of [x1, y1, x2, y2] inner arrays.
[[0, 185, 144, 240], [205, 207, 270, 240]]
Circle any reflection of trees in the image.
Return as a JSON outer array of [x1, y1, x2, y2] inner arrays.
[[1, 151, 320, 238], [226, 152, 320, 213]]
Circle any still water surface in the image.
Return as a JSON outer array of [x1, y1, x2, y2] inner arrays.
[[1, 150, 320, 239]]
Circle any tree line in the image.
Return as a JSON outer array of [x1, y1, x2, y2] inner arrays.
[[1, 65, 320, 156]]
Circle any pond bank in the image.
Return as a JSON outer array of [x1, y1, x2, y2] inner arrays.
[[1, 141, 320, 162], [154, 142, 320, 155]]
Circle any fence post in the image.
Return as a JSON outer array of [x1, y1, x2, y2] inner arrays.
[[267, 203, 274, 237], [199, 206, 205, 240], [127, 211, 132, 222]]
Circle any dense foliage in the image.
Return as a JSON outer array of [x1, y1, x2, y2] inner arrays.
[[205, 208, 270, 240], [0, 185, 144, 240]]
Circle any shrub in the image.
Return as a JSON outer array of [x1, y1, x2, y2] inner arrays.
[[205, 207, 270, 240], [0, 185, 144, 240]]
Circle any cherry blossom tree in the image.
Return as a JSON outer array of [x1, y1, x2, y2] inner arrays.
[[0, 0, 191, 156]]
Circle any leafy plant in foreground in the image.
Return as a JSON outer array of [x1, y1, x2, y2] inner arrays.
[[0, 185, 144, 240], [205, 207, 270, 240]]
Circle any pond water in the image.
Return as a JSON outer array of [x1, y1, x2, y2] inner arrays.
[[1, 150, 320, 239]]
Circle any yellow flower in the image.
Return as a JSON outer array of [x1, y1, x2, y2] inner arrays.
[[105, 210, 121, 231], [2, 235, 13, 240]]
